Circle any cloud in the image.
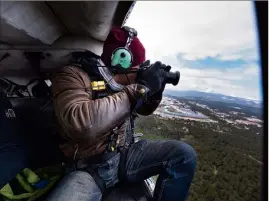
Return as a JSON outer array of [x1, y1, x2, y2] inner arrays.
[[125, 1, 262, 100], [164, 56, 262, 100], [126, 1, 259, 62]]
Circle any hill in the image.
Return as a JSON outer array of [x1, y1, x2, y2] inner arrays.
[[135, 95, 263, 201]]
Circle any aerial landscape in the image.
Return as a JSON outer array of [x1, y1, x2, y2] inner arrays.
[[135, 90, 263, 201], [0, 1, 264, 201]]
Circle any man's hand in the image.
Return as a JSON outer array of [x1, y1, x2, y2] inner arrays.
[[123, 61, 172, 113], [136, 61, 171, 97], [123, 84, 149, 111]]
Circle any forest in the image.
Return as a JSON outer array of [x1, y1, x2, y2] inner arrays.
[[135, 100, 263, 201]]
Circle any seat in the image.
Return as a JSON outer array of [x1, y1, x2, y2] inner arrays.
[[0, 92, 30, 188], [103, 182, 149, 201], [9, 96, 64, 168]]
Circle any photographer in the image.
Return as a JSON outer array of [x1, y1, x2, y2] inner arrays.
[[46, 26, 196, 201]]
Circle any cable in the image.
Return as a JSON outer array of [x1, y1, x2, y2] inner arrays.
[[26, 78, 39, 87], [0, 76, 36, 98], [0, 76, 18, 86], [0, 53, 10, 63], [125, 74, 131, 85], [0, 77, 11, 91], [26, 90, 32, 98], [40, 98, 53, 112], [83, 58, 141, 74], [0, 76, 22, 96]]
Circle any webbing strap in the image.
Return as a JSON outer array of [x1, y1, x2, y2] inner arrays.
[[118, 148, 129, 183], [86, 167, 106, 194], [130, 116, 135, 145]]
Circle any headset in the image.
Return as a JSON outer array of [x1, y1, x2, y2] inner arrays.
[[110, 26, 138, 72]]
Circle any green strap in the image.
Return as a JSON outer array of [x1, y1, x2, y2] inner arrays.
[[0, 176, 61, 201], [0, 165, 62, 201], [27, 175, 60, 201], [22, 168, 40, 184], [0, 183, 34, 199], [16, 174, 34, 193]]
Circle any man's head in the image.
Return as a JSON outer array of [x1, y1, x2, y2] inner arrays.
[[101, 26, 146, 85]]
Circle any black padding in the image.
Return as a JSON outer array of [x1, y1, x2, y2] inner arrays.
[[0, 92, 29, 188], [0, 93, 64, 188], [9, 97, 64, 168], [102, 182, 149, 201]]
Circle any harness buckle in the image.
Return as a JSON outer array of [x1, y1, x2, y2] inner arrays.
[[106, 129, 119, 152], [91, 81, 106, 91]]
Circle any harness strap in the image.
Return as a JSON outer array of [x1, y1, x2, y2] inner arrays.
[[86, 167, 106, 194], [75, 150, 119, 194], [118, 147, 129, 183], [76, 149, 118, 168], [71, 51, 136, 188], [130, 116, 135, 143]]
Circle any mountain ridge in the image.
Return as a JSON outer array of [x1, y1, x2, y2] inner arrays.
[[163, 89, 262, 108]]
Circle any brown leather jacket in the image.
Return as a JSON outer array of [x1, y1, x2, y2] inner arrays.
[[51, 65, 161, 160]]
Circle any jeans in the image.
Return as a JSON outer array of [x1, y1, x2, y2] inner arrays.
[[45, 171, 102, 201], [45, 140, 196, 201]]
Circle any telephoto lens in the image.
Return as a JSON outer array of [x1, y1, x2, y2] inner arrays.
[[163, 71, 180, 86], [139, 60, 181, 86]]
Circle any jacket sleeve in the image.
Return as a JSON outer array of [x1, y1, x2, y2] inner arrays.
[[52, 66, 134, 142]]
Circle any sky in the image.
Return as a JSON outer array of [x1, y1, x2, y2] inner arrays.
[[125, 1, 262, 101]]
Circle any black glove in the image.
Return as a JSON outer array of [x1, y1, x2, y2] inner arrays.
[[136, 61, 171, 97], [147, 64, 171, 103]]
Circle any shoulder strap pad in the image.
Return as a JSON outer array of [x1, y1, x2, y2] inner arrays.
[[71, 51, 102, 79]]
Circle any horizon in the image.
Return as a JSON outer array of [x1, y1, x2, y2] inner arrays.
[[125, 1, 263, 101], [163, 89, 262, 102]]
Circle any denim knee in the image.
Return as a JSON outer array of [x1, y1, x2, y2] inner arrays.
[[67, 171, 95, 183], [45, 171, 102, 201], [169, 140, 197, 170]]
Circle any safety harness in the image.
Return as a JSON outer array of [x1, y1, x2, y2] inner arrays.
[[70, 51, 136, 193]]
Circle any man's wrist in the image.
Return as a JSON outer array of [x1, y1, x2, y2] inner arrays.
[[123, 84, 149, 109], [148, 87, 164, 101]]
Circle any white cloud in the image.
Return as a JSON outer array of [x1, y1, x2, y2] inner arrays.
[[160, 53, 262, 100], [165, 62, 262, 100], [125, 1, 262, 100], [126, 1, 259, 62]]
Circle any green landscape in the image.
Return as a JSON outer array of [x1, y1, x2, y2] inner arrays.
[[135, 97, 263, 201]]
